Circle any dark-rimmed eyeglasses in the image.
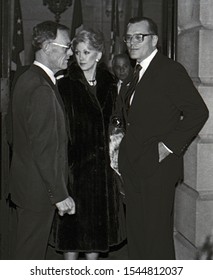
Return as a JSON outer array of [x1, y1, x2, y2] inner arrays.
[[123, 34, 154, 44], [50, 42, 72, 51]]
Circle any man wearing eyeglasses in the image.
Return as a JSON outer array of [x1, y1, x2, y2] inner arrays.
[[116, 17, 209, 259], [8, 21, 75, 259]]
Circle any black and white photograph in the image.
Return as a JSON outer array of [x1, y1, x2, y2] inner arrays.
[[0, 0, 213, 278]]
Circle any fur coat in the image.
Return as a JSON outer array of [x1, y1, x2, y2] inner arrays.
[[51, 62, 126, 252]]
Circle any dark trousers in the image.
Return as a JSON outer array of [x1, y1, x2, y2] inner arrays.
[[121, 153, 179, 260], [13, 206, 55, 260]]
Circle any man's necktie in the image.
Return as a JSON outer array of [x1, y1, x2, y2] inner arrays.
[[125, 64, 142, 112]]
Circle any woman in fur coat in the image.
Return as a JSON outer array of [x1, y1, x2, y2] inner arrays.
[[52, 29, 126, 260]]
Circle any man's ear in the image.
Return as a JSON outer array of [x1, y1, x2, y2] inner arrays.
[[42, 41, 51, 54], [152, 35, 158, 47]]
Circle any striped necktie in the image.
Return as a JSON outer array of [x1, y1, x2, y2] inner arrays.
[[125, 64, 142, 112]]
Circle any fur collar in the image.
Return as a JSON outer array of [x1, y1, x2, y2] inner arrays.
[[67, 61, 116, 86]]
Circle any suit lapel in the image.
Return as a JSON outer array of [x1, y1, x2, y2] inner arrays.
[[127, 52, 163, 117], [137, 51, 162, 87], [31, 65, 70, 139], [31, 64, 66, 114]]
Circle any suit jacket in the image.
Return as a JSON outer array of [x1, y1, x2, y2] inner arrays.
[[117, 51, 209, 180], [9, 64, 69, 211], [111, 71, 133, 131]]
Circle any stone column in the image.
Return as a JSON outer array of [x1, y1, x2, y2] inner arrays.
[[174, 0, 213, 259]]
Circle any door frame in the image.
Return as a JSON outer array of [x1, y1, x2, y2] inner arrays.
[[0, 0, 13, 260]]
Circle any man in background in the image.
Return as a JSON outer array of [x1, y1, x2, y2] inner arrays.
[[112, 53, 133, 95], [110, 53, 134, 195], [8, 21, 75, 259]]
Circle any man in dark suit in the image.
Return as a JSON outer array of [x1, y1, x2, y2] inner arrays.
[[115, 17, 209, 259], [8, 21, 75, 259]]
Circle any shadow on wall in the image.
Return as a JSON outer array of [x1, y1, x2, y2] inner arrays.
[[196, 235, 213, 260]]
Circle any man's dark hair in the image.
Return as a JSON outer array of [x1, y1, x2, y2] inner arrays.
[[127, 16, 158, 36], [112, 53, 131, 66], [32, 21, 69, 51]]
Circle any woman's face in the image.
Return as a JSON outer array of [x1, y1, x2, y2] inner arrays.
[[74, 41, 101, 72]]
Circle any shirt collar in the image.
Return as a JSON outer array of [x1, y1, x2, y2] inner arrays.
[[137, 49, 158, 71], [33, 61, 56, 85]]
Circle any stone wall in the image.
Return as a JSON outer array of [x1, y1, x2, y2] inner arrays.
[[174, 0, 213, 260]]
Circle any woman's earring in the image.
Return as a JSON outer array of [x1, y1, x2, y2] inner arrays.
[[96, 59, 99, 62]]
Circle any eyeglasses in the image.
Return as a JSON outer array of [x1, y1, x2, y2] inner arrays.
[[123, 34, 154, 44], [50, 42, 72, 51]]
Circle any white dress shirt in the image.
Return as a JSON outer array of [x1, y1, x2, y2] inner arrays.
[[138, 48, 158, 81], [117, 80, 123, 95]]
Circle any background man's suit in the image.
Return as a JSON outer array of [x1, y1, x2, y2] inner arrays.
[[9, 65, 69, 259], [117, 51, 209, 259]]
